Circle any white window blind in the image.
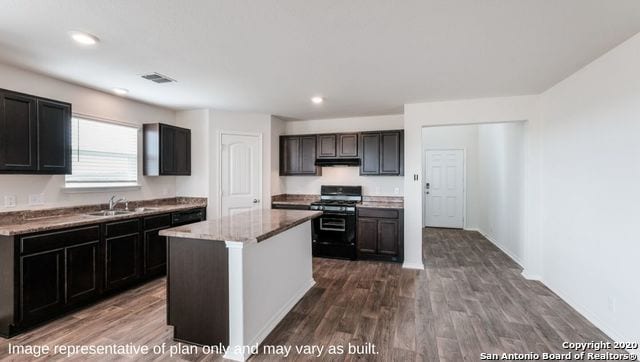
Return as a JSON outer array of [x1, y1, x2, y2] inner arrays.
[[66, 117, 139, 186]]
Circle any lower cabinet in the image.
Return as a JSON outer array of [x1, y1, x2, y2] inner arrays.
[[20, 249, 65, 323], [143, 214, 172, 277], [66, 241, 101, 305], [104, 219, 140, 291], [356, 208, 404, 262], [0, 207, 206, 337]]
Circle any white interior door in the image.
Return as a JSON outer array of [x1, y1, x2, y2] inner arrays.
[[424, 149, 465, 228], [220, 133, 262, 217]]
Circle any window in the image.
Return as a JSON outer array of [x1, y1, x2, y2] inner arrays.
[[65, 117, 139, 187]]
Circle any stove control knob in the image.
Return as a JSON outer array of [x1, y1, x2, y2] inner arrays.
[[340, 207, 345, 211]]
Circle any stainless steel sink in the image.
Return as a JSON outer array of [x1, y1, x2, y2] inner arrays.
[[87, 210, 134, 217]]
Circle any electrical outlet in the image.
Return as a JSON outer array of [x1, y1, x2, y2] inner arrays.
[[4, 195, 17, 208], [28, 193, 45, 206], [394, 187, 400, 195]]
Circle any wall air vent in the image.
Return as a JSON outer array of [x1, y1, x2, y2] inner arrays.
[[141, 72, 176, 84]]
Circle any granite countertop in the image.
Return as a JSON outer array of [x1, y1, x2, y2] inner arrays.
[[271, 194, 319, 206], [0, 198, 207, 236], [271, 194, 403, 209], [358, 201, 404, 209], [160, 209, 322, 243]]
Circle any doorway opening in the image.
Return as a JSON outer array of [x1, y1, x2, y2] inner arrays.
[[421, 122, 526, 263]]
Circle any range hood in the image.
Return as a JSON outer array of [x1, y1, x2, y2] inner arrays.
[[314, 158, 361, 167]]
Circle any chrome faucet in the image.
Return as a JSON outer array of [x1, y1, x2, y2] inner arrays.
[[108, 195, 129, 211]]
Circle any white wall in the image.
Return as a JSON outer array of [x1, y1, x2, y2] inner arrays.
[[0, 62, 177, 211], [285, 114, 403, 134], [476, 123, 525, 264], [282, 114, 404, 196], [403, 95, 541, 274], [422, 125, 480, 229], [270, 116, 286, 196], [537, 32, 640, 346]]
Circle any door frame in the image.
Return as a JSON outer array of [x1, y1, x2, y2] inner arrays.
[[216, 130, 263, 218], [422, 148, 466, 229]]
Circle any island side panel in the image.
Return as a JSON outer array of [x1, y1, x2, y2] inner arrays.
[[230, 221, 315, 354], [167, 237, 229, 346]]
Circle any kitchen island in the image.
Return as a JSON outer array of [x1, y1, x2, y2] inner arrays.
[[159, 209, 321, 361]]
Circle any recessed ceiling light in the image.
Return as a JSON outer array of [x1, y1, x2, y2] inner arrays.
[[112, 88, 129, 96], [311, 96, 324, 104], [69, 31, 99, 46]]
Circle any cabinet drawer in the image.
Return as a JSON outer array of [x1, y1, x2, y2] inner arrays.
[[357, 208, 399, 219], [143, 214, 171, 230], [20, 225, 100, 255], [104, 219, 140, 238]]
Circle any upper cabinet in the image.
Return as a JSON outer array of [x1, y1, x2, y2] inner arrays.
[[316, 133, 358, 159], [143, 123, 191, 176], [0, 89, 71, 174], [359, 130, 404, 176], [279, 135, 321, 176]]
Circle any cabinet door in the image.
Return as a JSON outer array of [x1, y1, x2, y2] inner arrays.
[[280, 136, 300, 175], [360, 133, 380, 175], [357, 218, 378, 254], [338, 133, 358, 157], [160, 125, 176, 174], [144, 228, 168, 276], [380, 131, 402, 175], [66, 241, 100, 305], [0, 91, 37, 171], [173, 127, 191, 175], [378, 219, 399, 256], [105, 234, 139, 290], [20, 249, 65, 322], [37, 99, 71, 174], [299, 136, 318, 174], [317, 134, 336, 158]]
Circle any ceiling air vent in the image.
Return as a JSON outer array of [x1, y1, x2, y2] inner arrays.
[[141, 72, 176, 84]]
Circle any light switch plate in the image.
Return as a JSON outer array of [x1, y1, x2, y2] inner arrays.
[[28, 193, 45, 206], [4, 195, 17, 208]]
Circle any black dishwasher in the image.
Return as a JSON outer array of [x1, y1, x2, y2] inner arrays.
[[171, 208, 206, 226]]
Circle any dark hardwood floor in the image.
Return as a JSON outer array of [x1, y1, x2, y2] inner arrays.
[[0, 228, 624, 361]]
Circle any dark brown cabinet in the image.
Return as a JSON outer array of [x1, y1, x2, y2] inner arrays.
[[338, 133, 358, 157], [37, 99, 71, 174], [0, 208, 207, 337], [356, 208, 404, 262], [359, 130, 403, 176], [316, 133, 358, 159], [143, 214, 172, 277], [104, 220, 140, 291], [0, 89, 71, 174], [19, 249, 65, 323], [279, 135, 321, 175], [317, 134, 336, 158], [144, 123, 191, 176], [66, 241, 100, 305]]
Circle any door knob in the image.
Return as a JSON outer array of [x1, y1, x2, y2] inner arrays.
[[253, 199, 260, 204]]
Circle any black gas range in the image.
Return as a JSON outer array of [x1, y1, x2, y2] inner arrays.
[[310, 185, 362, 260]]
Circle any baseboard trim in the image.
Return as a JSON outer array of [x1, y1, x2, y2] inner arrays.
[[402, 261, 425, 270], [520, 270, 542, 281], [475, 229, 524, 268]]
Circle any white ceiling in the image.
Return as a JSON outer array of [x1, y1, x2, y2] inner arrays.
[[1, 1, 640, 120]]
